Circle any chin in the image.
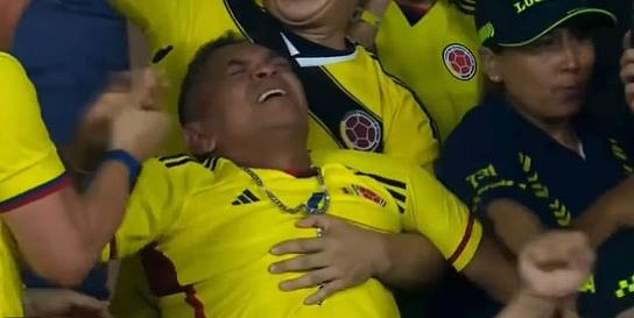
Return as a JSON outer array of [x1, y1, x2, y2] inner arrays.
[[544, 105, 581, 121], [265, 0, 331, 25]]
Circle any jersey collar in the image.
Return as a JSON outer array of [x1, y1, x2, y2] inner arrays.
[[280, 31, 358, 67]]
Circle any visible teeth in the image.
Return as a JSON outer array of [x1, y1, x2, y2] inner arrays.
[[258, 89, 286, 103]]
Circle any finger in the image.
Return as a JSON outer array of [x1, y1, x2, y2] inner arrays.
[[526, 231, 588, 264], [624, 31, 632, 50], [270, 253, 329, 274], [620, 48, 634, 68], [133, 69, 163, 111], [295, 215, 332, 229], [107, 71, 133, 93], [270, 237, 325, 255], [625, 83, 634, 111], [278, 268, 337, 291], [62, 291, 108, 310], [83, 92, 135, 122], [620, 63, 634, 83], [304, 280, 346, 305]]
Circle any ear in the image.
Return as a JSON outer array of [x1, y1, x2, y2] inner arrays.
[[183, 122, 217, 156], [480, 47, 503, 83]]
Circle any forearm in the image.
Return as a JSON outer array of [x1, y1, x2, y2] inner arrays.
[[68, 161, 132, 262], [572, 176, 634, 247], [463, 237, 519, 304], [3, 160, 130, 286], [496, 291, 557, 318], [374, 233, 445, 288]]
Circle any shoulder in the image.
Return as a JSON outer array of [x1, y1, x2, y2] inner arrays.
[[438, 99, 524, 184], [312, 149, 424, 188], [0, 52, 24, 73], [0, 53, 31, 88], [0, 53, 42, 121], [443, 99, 517, 156], [141, 154, 216, 182]]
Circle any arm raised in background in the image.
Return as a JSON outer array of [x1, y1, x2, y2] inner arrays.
[[348, 0, 390, 50], [2, 67, 169, 287]]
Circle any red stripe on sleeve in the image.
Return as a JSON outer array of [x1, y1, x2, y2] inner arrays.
[[0, 174, 69, 213], [447, 215, 475, 265]]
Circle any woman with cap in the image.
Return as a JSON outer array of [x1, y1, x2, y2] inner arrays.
[[435, 0, 634, 316]]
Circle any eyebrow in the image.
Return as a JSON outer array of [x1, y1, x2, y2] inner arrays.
[[226, 59, 246, 68], [265, 50, 283, 61]]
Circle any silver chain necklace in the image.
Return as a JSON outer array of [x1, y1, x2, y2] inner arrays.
[[239, 166, 330, 215]]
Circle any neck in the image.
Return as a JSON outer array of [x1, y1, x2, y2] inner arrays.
[[516, 108, 579, 150], [0, 0, 30, 51], [223, 138, 311, 172], [290, 27, 348, 50]]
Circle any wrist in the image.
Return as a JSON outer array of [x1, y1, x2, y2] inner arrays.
[[514, 289, 557, 314], [101, 149, 142, 188], [363, 0, 390, 14], [372, 233, 393, 279]]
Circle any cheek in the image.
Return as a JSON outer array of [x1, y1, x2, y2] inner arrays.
[[579, 48, 595, 76]]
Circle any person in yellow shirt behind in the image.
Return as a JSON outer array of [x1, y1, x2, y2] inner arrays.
[[0, 2, 170, 315], [350, 0, 483, 140], [95, 35, 518, 318]]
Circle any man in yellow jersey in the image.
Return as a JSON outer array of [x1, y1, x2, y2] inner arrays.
[[109, 1, 440, 316], [0, 2, 170, 311], [99, 36, 517, 318], [350, 0, 483, 140], [110, 0, 439, 167]]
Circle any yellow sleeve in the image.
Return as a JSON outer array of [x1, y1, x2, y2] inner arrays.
[[0, 53, 66, 210], [101, 158, 184, 261], [402, 165, 482, 271], [383, 79, 439, 167]]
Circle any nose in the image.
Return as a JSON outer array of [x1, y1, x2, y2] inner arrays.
[[252, 62, 278, 80], [560, 32, 582, 72]]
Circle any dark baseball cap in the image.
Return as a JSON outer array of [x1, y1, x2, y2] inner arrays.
[[476, 0, 617, 48]]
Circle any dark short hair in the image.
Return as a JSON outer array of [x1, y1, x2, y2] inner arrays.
[[178, 32, 248, 126]]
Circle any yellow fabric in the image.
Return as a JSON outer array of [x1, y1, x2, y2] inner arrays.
[[105, 150, 481, 317], [376, 0, 484, 140], [0, 53, 66, 318], [110, 0, 438, 166]]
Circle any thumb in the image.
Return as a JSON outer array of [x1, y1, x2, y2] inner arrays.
[[624, 31, 632, 50], [62, 291, 108, 311]]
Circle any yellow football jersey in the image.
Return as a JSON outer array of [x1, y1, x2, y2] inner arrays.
[[0, 53, 68, 317], [111, 0, 438, 166], [376, 0, 484, 140], [103, 151, 481, 318]]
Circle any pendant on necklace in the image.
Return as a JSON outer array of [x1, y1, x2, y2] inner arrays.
[[305, 192, 327, 215]]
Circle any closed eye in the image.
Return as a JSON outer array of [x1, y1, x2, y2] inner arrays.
[[227, 60, 247, 76]]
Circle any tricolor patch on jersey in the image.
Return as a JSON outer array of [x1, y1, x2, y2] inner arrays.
[[339, 110, 382, 151], [442, 44, 477, 81], [343, 185, 387, 208]]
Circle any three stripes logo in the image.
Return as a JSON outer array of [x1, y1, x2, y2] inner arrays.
[[159, 154, 195, 168], [231, 190, 260, 206]]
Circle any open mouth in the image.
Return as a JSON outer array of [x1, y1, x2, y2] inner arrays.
[[257, 88, 287, 103]]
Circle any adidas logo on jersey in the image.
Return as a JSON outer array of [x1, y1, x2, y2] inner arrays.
[[231, 190, 260, 206]]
